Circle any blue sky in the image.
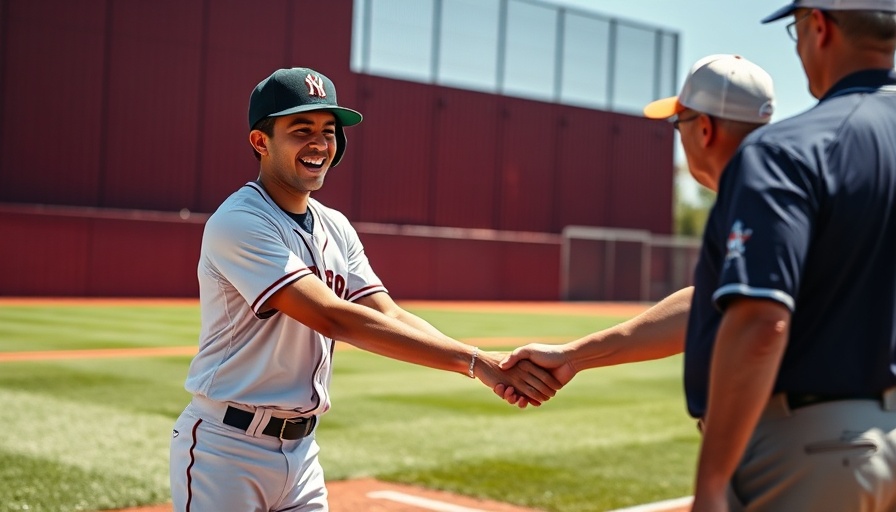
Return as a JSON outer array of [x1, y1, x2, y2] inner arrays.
[[543, 1, 815, 200], [545, 0, 817, 122]]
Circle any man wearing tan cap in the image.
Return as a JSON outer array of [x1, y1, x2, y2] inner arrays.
[[493, 54, 774, 411], [643, 54, 774, 192]]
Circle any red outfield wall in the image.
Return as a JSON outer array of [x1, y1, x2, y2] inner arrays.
[[0, 0, 674, 299], [0, 205, 560, 300]]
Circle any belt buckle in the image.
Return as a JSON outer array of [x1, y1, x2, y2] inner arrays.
[[279, 418, 289, 440], [278, 416, 312, 440]]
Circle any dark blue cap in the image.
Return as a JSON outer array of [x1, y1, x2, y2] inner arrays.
[[248, 68, 362, 167]]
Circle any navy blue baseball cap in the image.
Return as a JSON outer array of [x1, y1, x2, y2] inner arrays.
[[762, 0, 896, 23], [249, 67, 362, 166]]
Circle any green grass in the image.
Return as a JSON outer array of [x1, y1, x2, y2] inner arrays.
[[0, 305, 198, 351], [0, 302, 698, 512]]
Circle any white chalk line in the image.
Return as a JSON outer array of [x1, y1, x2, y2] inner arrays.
[[607, 495, 694, 512], [367, 490, 493, 512], [367, 489, 693, 512]]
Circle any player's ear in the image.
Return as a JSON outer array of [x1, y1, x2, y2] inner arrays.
[[698, 114, 715, 148], [249, 130, 269, 157], [813, 9, 835, 48]]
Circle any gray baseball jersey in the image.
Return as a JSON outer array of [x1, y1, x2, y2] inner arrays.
[[170, 181, 387, 511], [185, 180, 387, 412]]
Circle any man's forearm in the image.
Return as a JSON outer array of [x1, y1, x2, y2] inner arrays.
[[567, 286, 692, 371], [694, 299, 790, 503]]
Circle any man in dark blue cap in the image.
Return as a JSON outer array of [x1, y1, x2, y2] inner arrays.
[[168, 67, 560, 511], [685, 2, 896, 511]]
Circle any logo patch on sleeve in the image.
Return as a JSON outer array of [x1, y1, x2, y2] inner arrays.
[[725, 220, 752, 261]]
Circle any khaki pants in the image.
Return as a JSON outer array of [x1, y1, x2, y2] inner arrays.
[[726, 389, 896, 512]]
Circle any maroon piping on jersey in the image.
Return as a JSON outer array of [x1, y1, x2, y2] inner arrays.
[[185, 419, 203, 512], [347, 284, 385, 302], [251, 269, 308, 313]]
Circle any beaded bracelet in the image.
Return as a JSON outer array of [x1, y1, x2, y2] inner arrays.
[[467, 347, 479, 379]]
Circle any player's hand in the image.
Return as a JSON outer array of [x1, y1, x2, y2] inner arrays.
[[472, 350, 562, 407], [494, 343, 577, 407]]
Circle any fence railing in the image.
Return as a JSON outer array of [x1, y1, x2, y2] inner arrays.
[[561, 225, 701, 302]]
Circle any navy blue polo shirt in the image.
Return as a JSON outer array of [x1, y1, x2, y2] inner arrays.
[[684, 68, 896, 419]]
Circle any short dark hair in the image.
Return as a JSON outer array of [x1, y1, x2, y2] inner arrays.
[[834, 10, 896, 42], [250, 117, 277, 161], [716, 117, 767, 138]]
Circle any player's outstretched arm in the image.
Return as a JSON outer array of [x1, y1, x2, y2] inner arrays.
[[356, 291, 562, 407], [266, 276, 561, 405], [495, 286, 694, 406]]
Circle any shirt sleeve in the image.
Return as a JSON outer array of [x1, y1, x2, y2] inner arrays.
[[204, 207, 314, 314], [342, 222, 386, 302], [710, 142, 819, 311]]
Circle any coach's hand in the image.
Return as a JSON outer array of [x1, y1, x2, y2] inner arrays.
[[494, 343, 577, 408], [472, 350, 561, 407]]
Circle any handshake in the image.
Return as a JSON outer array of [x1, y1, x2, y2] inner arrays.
[[469, 343, 578, 408]]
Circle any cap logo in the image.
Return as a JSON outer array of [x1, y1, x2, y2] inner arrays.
[[305, 74, 327, 98]]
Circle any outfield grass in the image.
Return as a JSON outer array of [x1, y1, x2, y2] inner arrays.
[[0, 302, 698, 512]]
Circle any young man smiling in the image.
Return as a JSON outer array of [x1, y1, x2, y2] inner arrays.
[[168, 67, 561, 511]]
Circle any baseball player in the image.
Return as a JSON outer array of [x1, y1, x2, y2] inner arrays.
[[168, 67, 561, 512], [495, 54, 775, 405]]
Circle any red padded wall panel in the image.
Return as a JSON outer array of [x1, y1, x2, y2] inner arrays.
[[352, 77, 435, 225], [0, 0, 106, 206], [553, 107, 615, 230], [87, 218, 202, 297], [0, 212, 91, 295], [195, 0, 293, 212], [495, 99, 558, 232], [430, 89, 501, 229], [101, 0, 204, 211], [358, 228, 561, 300], [0, 206, 204, 297], [606, 117, 675, 234]]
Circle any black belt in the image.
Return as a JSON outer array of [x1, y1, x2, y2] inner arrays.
[[222, 406, 316, 440], [786, 392, 881, 410]]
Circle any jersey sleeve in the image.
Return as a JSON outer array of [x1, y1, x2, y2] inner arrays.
[[710, 142, 819, 311], [342, 221, 386, 302], [203, 207, 314, 314]]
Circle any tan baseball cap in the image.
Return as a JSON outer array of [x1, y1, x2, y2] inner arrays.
[[762, 0, 896, 23], [643, 54, 775, 124]]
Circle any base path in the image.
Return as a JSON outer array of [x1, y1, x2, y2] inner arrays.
[[108, 478, 690, 512], [0, 300, 653, 364]]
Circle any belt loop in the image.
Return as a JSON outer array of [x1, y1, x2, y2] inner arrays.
[[884, 386, 896, 412], [247, 408, 273, 438]]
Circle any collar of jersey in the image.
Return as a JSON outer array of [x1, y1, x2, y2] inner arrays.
[[821, 68, 896, 102]]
